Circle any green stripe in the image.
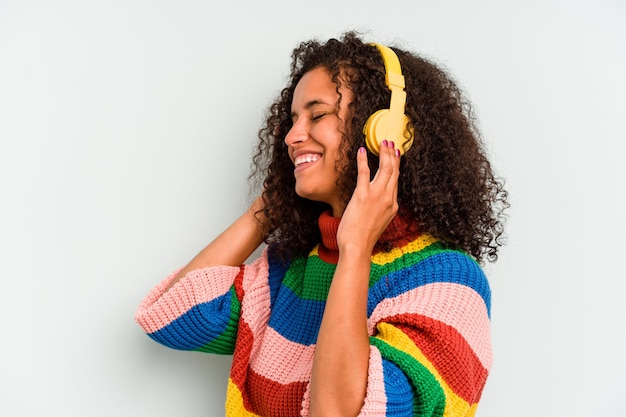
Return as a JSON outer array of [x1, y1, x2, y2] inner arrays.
[[281, 254, 336, 301], [370, 336, 446, 417], [282, 237, 448, 301], [282, 240, 452, 301], [369, 241, 450, 286]]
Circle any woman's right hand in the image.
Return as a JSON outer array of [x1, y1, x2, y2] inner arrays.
[[165, 195, 266, 291]]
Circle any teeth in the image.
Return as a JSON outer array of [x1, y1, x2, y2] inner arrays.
[[295, 154, 320, 167]]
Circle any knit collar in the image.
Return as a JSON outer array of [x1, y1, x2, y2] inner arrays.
[[317, 210, 420, 264]]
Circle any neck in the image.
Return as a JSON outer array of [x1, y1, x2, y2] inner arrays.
[[330, 202, 345, 218]]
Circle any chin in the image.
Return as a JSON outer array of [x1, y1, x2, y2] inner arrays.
[[295, 189, 316, 201], [295, 187, 321, 204], [294, 181, 337, 207]]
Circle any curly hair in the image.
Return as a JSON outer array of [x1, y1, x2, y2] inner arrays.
[[250, 31, 509, 264]]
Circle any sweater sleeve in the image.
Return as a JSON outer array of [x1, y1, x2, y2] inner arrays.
[[134, 250, 270, 355], [359, 249, 492, 417]]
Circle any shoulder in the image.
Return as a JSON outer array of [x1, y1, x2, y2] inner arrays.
[[372, 236, 491, 313]]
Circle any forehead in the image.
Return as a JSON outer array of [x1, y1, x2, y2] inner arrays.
[[291, 67, 339, 108]]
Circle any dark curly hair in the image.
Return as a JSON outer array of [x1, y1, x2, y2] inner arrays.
[[250, 31, 509, 264]]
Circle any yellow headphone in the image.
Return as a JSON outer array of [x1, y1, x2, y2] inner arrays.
[[363, 43, 414, 156]]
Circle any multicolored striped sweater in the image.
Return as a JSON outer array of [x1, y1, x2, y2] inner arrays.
[[135, 211, 492, 416]]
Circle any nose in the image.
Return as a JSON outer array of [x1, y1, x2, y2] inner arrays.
[[284, 118, 308, 148]]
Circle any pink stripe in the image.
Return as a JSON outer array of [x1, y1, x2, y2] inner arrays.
[[239, 253, 272, 347], [249, 327, 315, 384], [300, 345, 387, 416], [368, 282, 492, 368], [135, 265, 242, 333], [358, 346, 387, 415]]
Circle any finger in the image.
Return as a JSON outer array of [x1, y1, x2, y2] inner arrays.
[[391, 147, 400, 196], [381, 140, 402, 199], [355, 146, 370, 189], [390, 140, 401, 179], [374, 139, 398, 185]]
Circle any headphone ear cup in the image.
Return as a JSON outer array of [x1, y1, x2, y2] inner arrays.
[[363, 109, 413, 156], [363, 109, 388, 155]]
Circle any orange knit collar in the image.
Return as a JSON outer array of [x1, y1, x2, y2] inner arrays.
[[316, 210, 420, 264]]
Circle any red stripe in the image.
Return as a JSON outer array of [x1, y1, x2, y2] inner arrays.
[[230, 307, 308, 415], [233, 266, 246, 302], [229, 319, 254, 411], [387, 314, 488, 404], [244, 368, 308, 416]]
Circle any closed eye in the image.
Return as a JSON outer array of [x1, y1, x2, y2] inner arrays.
[[311, 110, 335, 121]]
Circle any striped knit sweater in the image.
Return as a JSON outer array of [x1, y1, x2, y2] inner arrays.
[[135, 211, 492, 416]]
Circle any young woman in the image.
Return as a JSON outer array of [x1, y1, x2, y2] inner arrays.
[[135, 32, 508, 417]]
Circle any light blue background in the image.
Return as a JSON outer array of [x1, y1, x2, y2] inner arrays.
[[1, 1, 624, 416]]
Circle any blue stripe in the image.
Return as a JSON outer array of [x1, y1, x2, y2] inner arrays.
[[148, 289, 235, 351], [267, 244, 291, 308], [267, 284, 325, 346], [382, 358, 414, 416], [367, 251, 491, 318]]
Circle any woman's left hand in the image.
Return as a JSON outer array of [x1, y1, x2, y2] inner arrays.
[[337, 140, 401, 255]]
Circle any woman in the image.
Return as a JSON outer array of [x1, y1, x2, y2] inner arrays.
[[135, 32, 508, 417]]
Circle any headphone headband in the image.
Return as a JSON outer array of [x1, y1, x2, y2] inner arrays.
[[372, 43, 405, 90], [363, 43, 413, 156]]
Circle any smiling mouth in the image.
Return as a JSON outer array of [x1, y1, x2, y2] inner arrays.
[[294, 153, 321, 168]]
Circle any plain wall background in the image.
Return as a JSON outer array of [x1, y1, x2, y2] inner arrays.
[[1, 0, 624, 416]]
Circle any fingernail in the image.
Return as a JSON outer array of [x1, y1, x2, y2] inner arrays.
[[396, 149, 401, 157], [390, 141, 395, 148], [359, 147, 366, 153], [382, 139, 388, 147]]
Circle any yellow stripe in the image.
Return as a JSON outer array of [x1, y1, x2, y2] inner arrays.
[[311, 235, 438, 265], [371, 234, 438, 265], [376, 322, 477, 417], [225, 378, 261, 417]]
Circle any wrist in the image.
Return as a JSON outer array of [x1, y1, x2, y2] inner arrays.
[[338, 235, 375, 256], [337, 243, 373, 266]]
